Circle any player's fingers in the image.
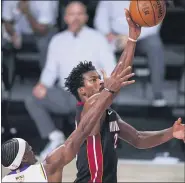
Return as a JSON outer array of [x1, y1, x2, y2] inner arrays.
[[124, 9, 141, 29], [124, 8, 134, 26], [121, 73, 135, 82], [121, 80, 135, 87], [177, 118, 182, 124], [119, 66, 132, 78], [124, 8, 130, 19], [174, 118, 182, 127], [112, 62, 124, 76], [100, 69, 107, 81]]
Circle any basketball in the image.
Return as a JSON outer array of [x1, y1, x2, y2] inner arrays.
[[129, 0, 166, 27]]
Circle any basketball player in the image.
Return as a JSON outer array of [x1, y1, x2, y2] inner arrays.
[[63, 11, 185, 183], [65, 63, 185, 183], [1, 59, 135, 182], [1, 9, 136, 182]]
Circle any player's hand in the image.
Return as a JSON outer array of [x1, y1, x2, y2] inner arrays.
[[124, 8, 141, 40], [33, 83, 47, 99], [173, 118, 185, 143], [102, 63, 135, 93]]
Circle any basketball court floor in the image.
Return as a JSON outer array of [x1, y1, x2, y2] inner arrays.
[[2, 159, 184, 182], [63, 160, 185, 182]]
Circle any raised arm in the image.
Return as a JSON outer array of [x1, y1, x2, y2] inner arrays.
[[112, 9, 141, 75], [57, 90, 113, 165], [44, 64, 135, 172], [44, 91, 112, 174]]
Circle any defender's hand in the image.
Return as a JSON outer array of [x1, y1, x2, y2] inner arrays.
[[102, 64, 135, 93]]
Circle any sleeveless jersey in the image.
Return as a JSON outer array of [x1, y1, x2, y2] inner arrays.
[[74, 103, 120, 183], [2, 163, 47, 182]]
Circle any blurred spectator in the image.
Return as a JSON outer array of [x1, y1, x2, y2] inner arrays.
[[174, 0, 185, 9], [94, 1, 167, 106], [59, 0, 99, 29], [25, 1, 116, 159], [2, 0, 58, 69], [166, 0, 185, 9]]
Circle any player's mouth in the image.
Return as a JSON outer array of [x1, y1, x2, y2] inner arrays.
[[99, 86, 104, 92]]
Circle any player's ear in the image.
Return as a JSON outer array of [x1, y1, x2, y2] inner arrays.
[[78, 87, 86, 96], [22, 155, 28, 162], [22, 149, 29, 163]]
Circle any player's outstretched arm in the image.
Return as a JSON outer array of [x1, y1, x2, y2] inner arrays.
[[42, 91, 113, 176], [58, 90, 113, 165], [44, 64, 135, 172], [112, 9, 141, 76], [117, 115, 185, 149]]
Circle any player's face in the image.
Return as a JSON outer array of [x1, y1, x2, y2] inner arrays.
[[24, 143, 37, 165], [81, 71, 104, 98], [64, 3, 88, 33]]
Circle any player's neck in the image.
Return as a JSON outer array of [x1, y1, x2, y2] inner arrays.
[[80, 95, 89, 103], [17, 164, 30, 170], [77, 101, 85, 106]]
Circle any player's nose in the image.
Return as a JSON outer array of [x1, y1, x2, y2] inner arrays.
[[100, 82, 104, 90], [100, 79, 104, 84]]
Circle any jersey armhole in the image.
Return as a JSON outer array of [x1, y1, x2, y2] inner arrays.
[[40, 163, 48, 181]]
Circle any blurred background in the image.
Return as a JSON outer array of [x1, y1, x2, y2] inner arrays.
[[1, 0, 185, 181]]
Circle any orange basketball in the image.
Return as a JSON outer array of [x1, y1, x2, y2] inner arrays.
[[129, 0, 166, 27]]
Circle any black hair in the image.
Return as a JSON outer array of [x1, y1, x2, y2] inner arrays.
[[64, 61, 96, 101], [1, 139, 19, 167]]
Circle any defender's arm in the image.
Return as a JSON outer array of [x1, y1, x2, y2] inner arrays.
[[44, 90, 113, 172]]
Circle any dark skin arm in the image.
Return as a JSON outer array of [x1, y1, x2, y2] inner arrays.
[[42, 64, 135, 182], [112, 9, 141, 75], [89, 9, 141, 135], [117, 114, 185, 149], [43, 91, 113, 181], [110, 10, 185, 149]]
